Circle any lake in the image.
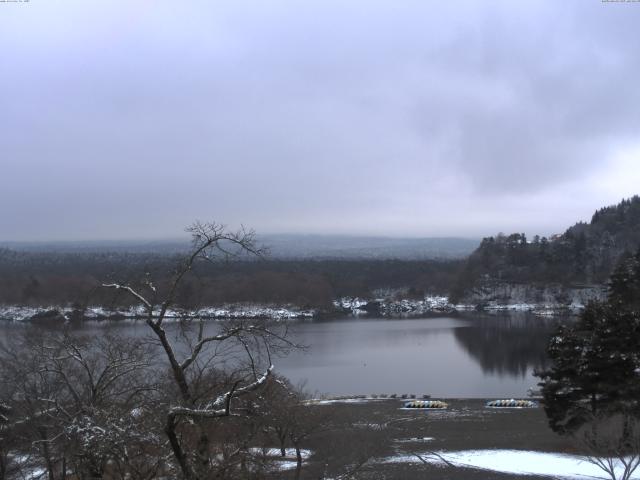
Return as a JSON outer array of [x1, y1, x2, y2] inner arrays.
[[0, 312, 565, 398], [277, 313, 561, 398]]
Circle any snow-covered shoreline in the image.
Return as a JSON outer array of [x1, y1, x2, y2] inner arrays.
[[333, 295, 584, 317], [0, 293, 587, 323], [0, 304, 317, 323]]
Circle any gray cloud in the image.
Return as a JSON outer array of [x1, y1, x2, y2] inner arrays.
[[1, 0, 639, 240]]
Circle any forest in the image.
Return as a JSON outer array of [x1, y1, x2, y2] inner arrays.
[[450, 196, 640, 301], [0, 249, 462, 310]]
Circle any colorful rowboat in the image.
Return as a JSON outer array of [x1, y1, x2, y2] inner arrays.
[[403, 400, 448, 409], [486, 399, 537, 408]]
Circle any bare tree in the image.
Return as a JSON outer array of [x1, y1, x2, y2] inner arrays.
[[261, 390, 388, 480], [0, 401, 10, 480], [258, 376, 329, 479], [0, 330, 158, 480], [577, 414, 640, 480], [103, 222, 296, 479]]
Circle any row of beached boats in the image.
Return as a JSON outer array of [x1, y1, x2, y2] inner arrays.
[[403, 399, 537, 409]]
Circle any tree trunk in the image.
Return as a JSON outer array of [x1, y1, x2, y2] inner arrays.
[[196, 428, 211, 476], [278, 430, 287, 457], [148, 321, 193, 403], [240, 446, 247, 477], [622, 414, 632, 448], [165, 415, 195, 480], [0, 450, 6, 480], [38, 427, 55, 480], [88, 464, 104, 480], [294, 445, 303, 480]]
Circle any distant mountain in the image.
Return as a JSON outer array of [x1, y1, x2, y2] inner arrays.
[[1, 235, 479, 260], [452, 195, 640, 302]]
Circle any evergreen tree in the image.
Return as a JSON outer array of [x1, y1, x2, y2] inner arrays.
[[538, 249, 640, 435], [608, 248, 640, 311]]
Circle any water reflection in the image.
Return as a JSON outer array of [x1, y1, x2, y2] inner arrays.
[[452, 312, 563, 378]]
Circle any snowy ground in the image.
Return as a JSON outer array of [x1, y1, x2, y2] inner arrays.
[[383, 449, 640, 479]]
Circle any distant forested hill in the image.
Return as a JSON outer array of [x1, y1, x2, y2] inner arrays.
[[1, 235, 478, 260], [0, 247, 462, 309], [451, 196, 640, 302], [0, 235, 474, 309]]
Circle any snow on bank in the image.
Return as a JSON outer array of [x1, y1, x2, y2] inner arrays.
[[0, 292, 584, 323], [334, 296, 461, 316], [394, 437, 434, 443], [193, 306, 316, 320], [9, 455, 46, 480], [0, 304, 317, 322], [247, 448, 311, 471], [85, 304, 317, 320], [383, 449, 640, 479], [305, 397, 376, 405], [0, 306, 47, 321], [248, 448, 311, 458], [334, 295, 581, 317]]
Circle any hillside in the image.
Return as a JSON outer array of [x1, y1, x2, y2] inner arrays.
[[451, 195, 640, 304]]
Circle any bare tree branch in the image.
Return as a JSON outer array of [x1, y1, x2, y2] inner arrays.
[[102, 283, 153, 311]]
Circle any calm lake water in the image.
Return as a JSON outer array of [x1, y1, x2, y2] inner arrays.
[[0, 313, 565, 398], [278, 313, 561, 398]]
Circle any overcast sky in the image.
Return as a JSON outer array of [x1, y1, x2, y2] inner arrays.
[[1, 0, 640, 241]]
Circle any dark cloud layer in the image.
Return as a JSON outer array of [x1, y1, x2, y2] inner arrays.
[[1, 1, 639, 240]]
